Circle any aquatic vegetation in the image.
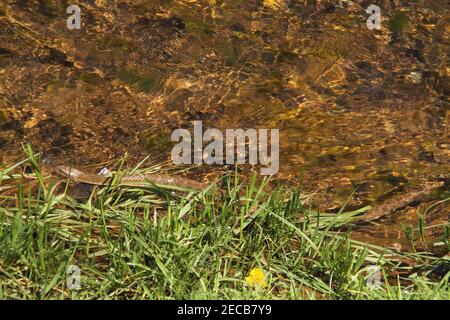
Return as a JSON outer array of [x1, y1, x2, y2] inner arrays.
[[389, 11, 409, 33], [38, 0, 59, 18], [116, 69, 163, 93], [95, 36, 133, 54]]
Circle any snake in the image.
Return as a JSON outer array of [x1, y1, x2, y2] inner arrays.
[[55, 165, 207, 191], [356, 180, 445, 223], [55, 166, 446, 222]]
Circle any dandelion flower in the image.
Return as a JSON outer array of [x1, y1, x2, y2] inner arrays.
[[245, 267, 267, 288]]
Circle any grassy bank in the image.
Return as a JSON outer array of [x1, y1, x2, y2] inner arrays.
[[0, 149, 449, 299]]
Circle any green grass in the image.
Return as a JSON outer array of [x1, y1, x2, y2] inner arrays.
[[0, 147, 448, 299]]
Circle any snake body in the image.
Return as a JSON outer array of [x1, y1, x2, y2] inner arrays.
[[56, 166, 206, 191], [56, 166, 445, 222], [357, 181, 445, 223]]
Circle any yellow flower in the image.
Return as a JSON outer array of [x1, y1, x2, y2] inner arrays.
[[245, 267, 267, 288]]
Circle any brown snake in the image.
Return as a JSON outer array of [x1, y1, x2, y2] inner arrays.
[[356, 181, 445, 223], [55, 166, 445, 222], [55, 165, 207, 191]]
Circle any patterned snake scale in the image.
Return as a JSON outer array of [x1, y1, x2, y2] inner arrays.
[[56, 166, 206, 191]]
